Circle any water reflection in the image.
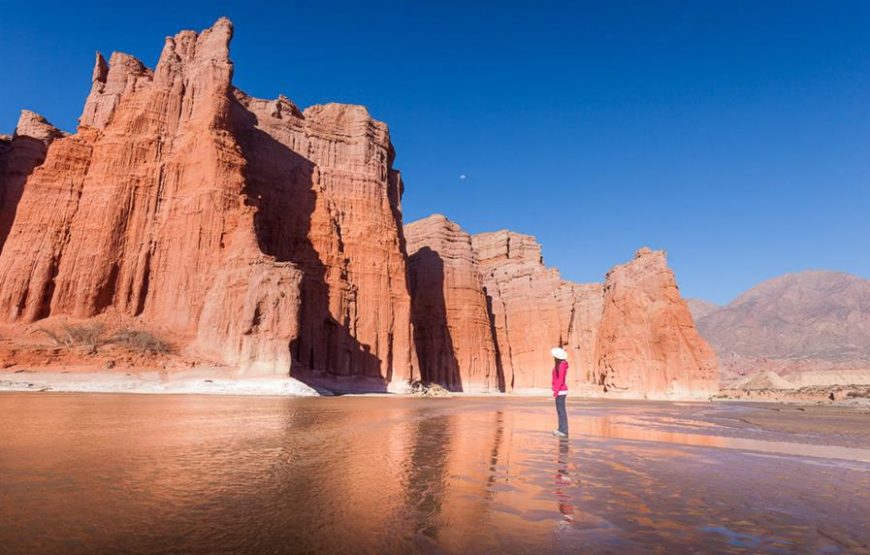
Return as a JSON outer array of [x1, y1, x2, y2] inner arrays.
[[404, 414, 452, 544], [0, 394, 868, 555], [554, 438, 574, 522]]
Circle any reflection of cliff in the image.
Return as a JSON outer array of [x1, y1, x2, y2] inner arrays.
[[572, 415, 727, 448], [404, 414, 454, 544], [434, 410, 507, 553]]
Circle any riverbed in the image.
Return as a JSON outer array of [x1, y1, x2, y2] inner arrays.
[[1, 394, 867, 554]]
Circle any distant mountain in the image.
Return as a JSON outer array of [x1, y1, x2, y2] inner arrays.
[[698, 271, 870, 360], [696, 271, 870, 386], [687, 299, 720, 322]]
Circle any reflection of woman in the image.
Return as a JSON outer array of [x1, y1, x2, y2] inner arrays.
[[550, 347, 569, 437], [555, 438, 574, 522]]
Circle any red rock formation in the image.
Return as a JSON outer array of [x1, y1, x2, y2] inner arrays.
[[556, 281, 604, 385], [595, 248, 719, 397], [0, 19, 717, 398], [0, 110, 64, 253], [230, 92, 417, 386], [472, 230, 598, 390], [473, 231, 556, 390], [406, 215, 500, 391], [0, 18, 416, 387], [407, 227, 714, 397]]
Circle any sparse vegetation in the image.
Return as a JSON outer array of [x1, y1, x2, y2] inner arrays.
[[107, 329, 172, 355], [37, 323, 172, 355], [38, 323, 106, 354]]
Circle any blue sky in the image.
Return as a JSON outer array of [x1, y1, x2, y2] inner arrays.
[[2, 1, 868, 303]]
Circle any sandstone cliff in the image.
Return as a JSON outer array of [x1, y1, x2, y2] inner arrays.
[[406, 215, 500, 392], [0, 110, 64, 253], [229, 92, 416, 386], [472, 230, 583, 390], [0, 18, 416, 388], [407, 218, 715, 398], [1, 19, 717, 398], [595, 248, 719, 397]]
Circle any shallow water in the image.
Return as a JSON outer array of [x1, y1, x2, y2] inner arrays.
[[0, 394, 868, 554]]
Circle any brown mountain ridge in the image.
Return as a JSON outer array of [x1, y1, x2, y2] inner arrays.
[[694, 271, 870, 387]]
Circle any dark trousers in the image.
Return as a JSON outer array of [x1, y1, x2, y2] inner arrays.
[[555, 395, 568, 435]]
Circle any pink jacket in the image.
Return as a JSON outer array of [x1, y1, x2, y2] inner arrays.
[[551, 360, 568, 397]]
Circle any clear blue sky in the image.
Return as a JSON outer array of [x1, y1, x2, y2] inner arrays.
[[2, 1, 868, 304]]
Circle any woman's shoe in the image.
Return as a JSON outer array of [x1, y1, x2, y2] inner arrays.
[[553, 430, 568, 437]]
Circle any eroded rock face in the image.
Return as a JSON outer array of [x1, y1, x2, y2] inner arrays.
[[470, 230, 608, 391], [406, 215, 500, 392], [0, 19, 298, 374], [230, 91, 417, 386], [595, 248, 719, 398], [405, 222, 716, 397], [556, 281, 604, 385], [0, 110, 64, 253], [0, 18, 416, 385], [472, 230, 594, 390], [1, 19, 716, 397]]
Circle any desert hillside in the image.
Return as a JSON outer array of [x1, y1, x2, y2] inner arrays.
[[694, 271, 870, 388]]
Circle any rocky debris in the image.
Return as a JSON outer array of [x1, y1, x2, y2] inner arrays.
[[409, 380, 452, 397], [595, 248, 719, 398], [406, 215, 500, 391], [716, 384, 870, 407], [736, 370, 797, 390], [0, 110, 65, 253]]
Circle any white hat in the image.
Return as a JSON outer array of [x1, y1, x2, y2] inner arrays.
[[550, 347, 568, 360]]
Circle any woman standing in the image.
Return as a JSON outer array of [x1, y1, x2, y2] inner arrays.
[[551, 347, 569, 437]]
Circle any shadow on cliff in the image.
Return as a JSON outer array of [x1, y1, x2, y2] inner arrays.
[[484, 292, 508, 392], [230, 99, 387, 393], [408, 247, 464, 392], [0, 136, 49, 255]]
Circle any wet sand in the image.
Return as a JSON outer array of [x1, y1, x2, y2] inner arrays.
[[0, 394, 867, 554]]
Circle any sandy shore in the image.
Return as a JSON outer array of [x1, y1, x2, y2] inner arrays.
[[0, 370, 711, 400], [0, 369, 322, 396], [3, 366, 869, 409]]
